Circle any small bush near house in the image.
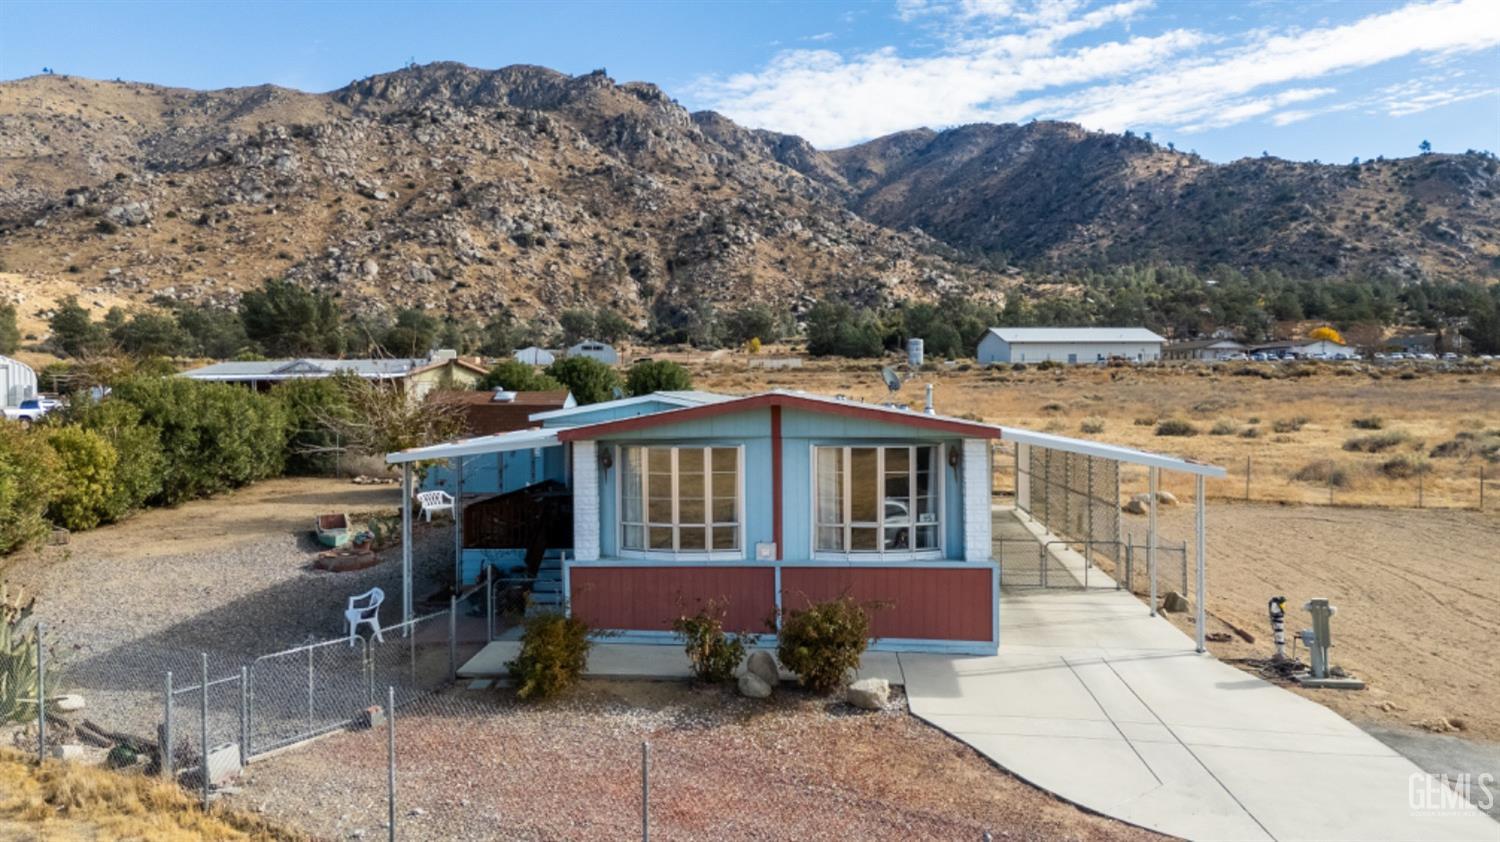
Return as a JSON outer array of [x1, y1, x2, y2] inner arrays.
[[671, 602, 753, 684], [1343, 430, 1416, 453], [1378, 455, 1431, 479], [0, 427, 61, 552], [626, 359, 692, 396], [1154, 419, 1198, 437], [44, 426, 118, 531], [508, 611, 592, 700], [1210, 420, 1238, 436], [1079, 417, 1105, 434], [1292, 460, 1356, 489], [777, 597, 872, 695], [545, 356, 621, 405], [1351, 416, 1384, 430]]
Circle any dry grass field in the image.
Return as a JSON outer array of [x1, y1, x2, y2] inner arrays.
[[690, 355, 1500, 509]]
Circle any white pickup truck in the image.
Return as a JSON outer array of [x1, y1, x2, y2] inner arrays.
[[3, 397, 61, 425]]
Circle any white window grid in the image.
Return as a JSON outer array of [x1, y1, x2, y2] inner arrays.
[[813, 444, 943, 561], [617, 444, 744, 560]]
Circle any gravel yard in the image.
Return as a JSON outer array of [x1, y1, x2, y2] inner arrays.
[[236, 680, 1167, 842], [3, 477, 450, 740]]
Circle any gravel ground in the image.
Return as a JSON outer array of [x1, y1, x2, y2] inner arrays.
[[4, 478, 451, 742], [237, 681, 1167, 842]]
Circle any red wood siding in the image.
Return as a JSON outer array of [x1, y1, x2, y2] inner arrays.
[[780, 566, 993, 641], [569, 566, 775, 634]]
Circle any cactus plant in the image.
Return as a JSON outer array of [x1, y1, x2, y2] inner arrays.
[[0, 584, 58, 724]]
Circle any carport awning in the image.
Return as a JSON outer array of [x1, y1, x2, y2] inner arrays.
[[386, 427, 560, 464], [999, 426, 1226, 478]]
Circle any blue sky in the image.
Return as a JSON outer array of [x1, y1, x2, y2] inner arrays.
[[2, 0, 1497, 163]]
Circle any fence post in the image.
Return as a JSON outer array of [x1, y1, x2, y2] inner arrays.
[[307, 645, 315, 735], [448, 595, 458, 681], [387, 686, 396, 842], [1482, 466, 1487, 511], [1181, 540, 1188, 595], [1245, 456, 1251, 501], [485, 565, 494, 643], [1328, 469, 1334, 506], [163, 671, 174, 779], [239, 666, 249, 767], [35, 622, 44, 763], [1417, 472, 1424, 509], [365, 637, 374, 709], [641, 740, 651, 842], [200, 653, 210, 810]]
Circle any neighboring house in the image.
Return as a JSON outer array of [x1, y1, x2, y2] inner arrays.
[[1163, 339, 1247, 361], [977, 328, 1165, 365], [0, 354, 38, 407], [179, 351, 486, 397], [567, 340, 619, 365], [1251, 339, 1349, 358], [423, 389, 576, 498], [512, 346, 557, 366], [1385, 334, 1437, 354]]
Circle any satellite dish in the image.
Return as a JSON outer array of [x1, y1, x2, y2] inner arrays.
[[880, 366, 903, 394]]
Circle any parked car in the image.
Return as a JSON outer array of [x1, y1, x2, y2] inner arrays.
[[3, 397, 59, 425]]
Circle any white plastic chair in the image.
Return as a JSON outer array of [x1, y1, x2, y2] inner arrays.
[[416, 490, 454, 522], [345, 587, 385, 647]]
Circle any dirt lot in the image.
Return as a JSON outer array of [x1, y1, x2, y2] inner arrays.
[[1144, 501, 1500, 742], [696, 357, 1500, 510], [238, 681, 1166, 842]]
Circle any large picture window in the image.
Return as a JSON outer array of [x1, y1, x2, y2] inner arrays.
[[619, 446, 741, 556], [815, 445, 940, 556]]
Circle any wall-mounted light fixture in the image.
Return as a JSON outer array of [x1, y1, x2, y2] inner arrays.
[[948, 445, 962, 469], [598, 448, 613, 473]]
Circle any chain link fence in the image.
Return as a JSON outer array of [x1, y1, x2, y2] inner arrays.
[[1001, 443, 1123, 589]]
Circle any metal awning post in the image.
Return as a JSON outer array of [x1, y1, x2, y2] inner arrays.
[[453, 457, 465, 586], [1147, 467, 1159, 617], [401, 462, 413, 633], [1195, 474, 1207, 654]]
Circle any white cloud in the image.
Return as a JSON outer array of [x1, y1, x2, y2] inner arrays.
[[691, 0, 1500, 148]]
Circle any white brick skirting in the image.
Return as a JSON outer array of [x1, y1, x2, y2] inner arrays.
[[962, 439, 992, 562], [572, 440, 600, 562]]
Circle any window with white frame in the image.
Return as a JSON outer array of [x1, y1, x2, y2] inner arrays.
[[619, 446, 740, 555], [815, 445, 940, 556]]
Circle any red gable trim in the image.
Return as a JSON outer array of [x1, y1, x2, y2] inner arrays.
[[553, 393, 1001, 442]]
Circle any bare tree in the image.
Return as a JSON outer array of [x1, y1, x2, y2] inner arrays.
[[305, 372, 466, 461]]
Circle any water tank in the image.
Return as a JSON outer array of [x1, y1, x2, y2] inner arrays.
[[907, 338, 925, 367]]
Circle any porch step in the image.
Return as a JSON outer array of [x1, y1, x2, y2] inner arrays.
[[534, 579, 562, 593]]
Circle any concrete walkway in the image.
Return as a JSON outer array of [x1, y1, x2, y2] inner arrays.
[[902, 581, 1499, 841]]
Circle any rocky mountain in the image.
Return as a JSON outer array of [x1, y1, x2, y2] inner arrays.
[[0, 63, 1004, 333], [0, 62, 1494, 337]]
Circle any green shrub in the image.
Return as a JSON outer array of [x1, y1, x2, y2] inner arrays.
[[671, 602, 753, 684], [45, 426, 119, 531], [273, 378, 352, 475], [1343, 430, 1415, 453], [1292, 460, 1355, 489], [1239, 426, 1263, 439], [1079, 417, 1105, 434], [777, 597, 871, 695], [1154, 419, 1198, 437], [1210, 420, 1238, 436], [111, 377, 287, 504], [508, 611, 592, 700], [1040, 402, 1065, 413], [476, 359, 563, 392], [625, 359, 692, 396], [545, 356, 621, 405], [1272, 416, 1310, 433], [1133, 416, 1157, 426], [1351, 416, 1384, 430], [0, 426, 61, 552], [1378, 455, 1430, 479], [805, 299, 885, 358], [68, 398, 164, 521]]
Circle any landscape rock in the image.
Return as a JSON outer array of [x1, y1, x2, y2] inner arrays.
[[737, 672, 772, 699], [1160, 591, 1190, 613], [50, 744, 86, 761], [846, 677, 889, 711], [746, 650, 778, 688], [1122, 499, 1147, 515], [105, 201, 152, 226], [52, 693, 86, 712]]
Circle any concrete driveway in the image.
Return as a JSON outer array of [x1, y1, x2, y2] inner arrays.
[[901, 583, 1499, 841]]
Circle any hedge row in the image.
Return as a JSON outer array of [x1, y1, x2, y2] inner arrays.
[[0, 376, 348, 550]]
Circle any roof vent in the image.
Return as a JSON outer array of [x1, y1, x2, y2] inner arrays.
[[492, 389, 518, 403]]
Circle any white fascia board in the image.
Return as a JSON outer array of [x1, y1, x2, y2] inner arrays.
[[999, 426, 1226, 478], [386, 428, 560, 464]]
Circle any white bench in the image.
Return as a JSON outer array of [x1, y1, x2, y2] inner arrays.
[[345, 587, 385, 646], [416, 490, 454, 522]]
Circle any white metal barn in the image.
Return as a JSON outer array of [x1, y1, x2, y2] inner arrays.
[[0, 354, 38, 407], [566, 340, 619, 365], [978, 328, 1165, 365]]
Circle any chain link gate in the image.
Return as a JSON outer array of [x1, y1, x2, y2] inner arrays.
[[1007, 443, 1122, 588]]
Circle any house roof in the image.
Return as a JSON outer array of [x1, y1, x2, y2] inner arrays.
[[1167, 339, 1246, 351], [180, 357, 428, 381], [527, 390, 731, 422], [984, 327, 1166, 344], [1001, 427, 1226, 478], [407, 356, 490, 378], [387, 426, 560, 464], [553, 390, 1004, 441], [1252, 338, 1346, 351], [432, 389, 575, 436]]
